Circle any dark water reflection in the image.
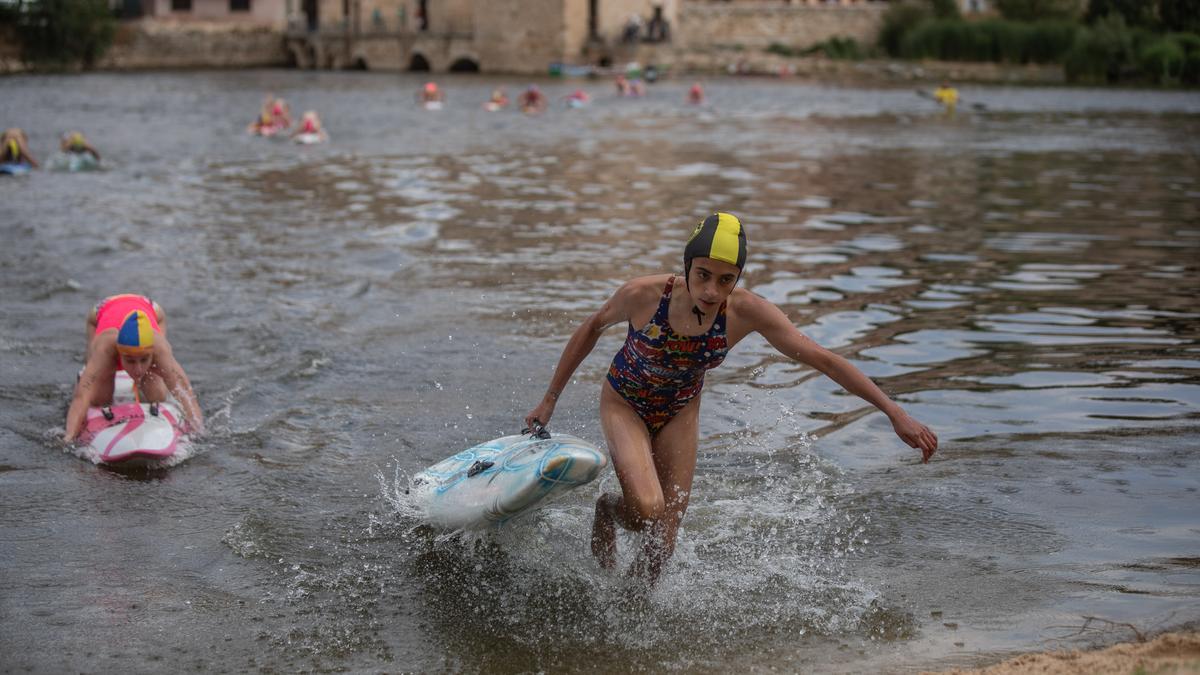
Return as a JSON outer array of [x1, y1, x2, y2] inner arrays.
[[1, 71, 1198, 673]]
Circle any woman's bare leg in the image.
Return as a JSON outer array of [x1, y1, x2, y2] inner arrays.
[[594, 384, 665, 568], [629, 395, 700, 585]]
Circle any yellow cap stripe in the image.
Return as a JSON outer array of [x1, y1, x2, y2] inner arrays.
[[709, 213, 742, 265]]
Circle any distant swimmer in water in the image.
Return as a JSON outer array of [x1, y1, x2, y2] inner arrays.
[[247, 93, 291, 135], [518, 84, 547, 115], [292, 110, 329, 143], [565, 88, 591, 108], [524, 213, 938, 587], [484, 87, 509, 111], [687, 82, 705, 105], [268, 96, 292, 128], [614, 74, 632, 97], [65, 294, 204, 443], [60, 131, 101, 161], [418, 81, 445, 108], [1, 128, 39, 167]]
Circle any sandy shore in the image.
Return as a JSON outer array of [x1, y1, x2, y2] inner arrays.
[[925, 632, 1200, 675]]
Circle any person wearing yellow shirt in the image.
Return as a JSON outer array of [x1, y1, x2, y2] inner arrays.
[[933, 82, 959, 112]]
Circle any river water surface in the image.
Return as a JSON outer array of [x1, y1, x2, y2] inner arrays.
[[1, 71, 1199, 673]]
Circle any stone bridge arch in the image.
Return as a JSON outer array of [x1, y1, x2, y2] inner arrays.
[[286, 31, 480, 73]]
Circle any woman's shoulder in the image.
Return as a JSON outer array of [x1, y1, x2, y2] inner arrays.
[[619, 273, 673, 294], [613, 273, 672, 307], [726, 287, 780, 322]]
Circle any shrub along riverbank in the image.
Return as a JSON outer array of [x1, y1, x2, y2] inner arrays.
[[876, 0, 1200, 85]]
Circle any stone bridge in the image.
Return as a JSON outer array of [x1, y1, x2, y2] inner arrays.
[[286, 30, 479, 72]]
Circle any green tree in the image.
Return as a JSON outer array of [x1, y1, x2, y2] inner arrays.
[[879, 1, 933, 56], [930, 0, 961, 19], [1140, 36, 1184, 83], [17, 0, 115, 69], [1084, 0, 1157, 27], [1065, 13, 1136, 82], [1159, 0, 1200, 33]]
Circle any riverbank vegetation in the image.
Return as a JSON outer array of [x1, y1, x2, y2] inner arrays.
[[878, 0, 1200, 85], [1, 0, 115, 69]]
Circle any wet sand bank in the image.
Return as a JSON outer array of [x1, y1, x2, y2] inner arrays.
[[926, 631, 1200, 675]]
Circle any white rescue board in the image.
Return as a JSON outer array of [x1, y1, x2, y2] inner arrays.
[[76, 371, 188, 467], [412, 430, 608, 530]]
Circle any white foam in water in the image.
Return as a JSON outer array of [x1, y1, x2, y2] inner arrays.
[[368, 407, 889, 652], [375, 459, 425, 524]]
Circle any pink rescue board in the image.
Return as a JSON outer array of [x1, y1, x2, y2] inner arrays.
[[77, 372, 187, 467]]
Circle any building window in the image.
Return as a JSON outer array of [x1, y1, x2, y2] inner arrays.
[[172, 0, 191, 11], [230, 0, 251, 10]]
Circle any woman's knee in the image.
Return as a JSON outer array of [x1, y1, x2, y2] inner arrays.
[[623, 491, 666, 529]]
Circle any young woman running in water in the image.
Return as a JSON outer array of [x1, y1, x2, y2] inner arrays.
[[525, 213, 938, 585]]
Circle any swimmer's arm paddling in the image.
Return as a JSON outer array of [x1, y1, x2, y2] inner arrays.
[[19, 137, 39, 168], [152, 338, 204, 436], [152, 301, 167, 338], [84, 306, 99, 349], [84, 142, 101, 161], [65, 354, 108, 442], [524, 277, 656, 429], [748, 294, 938, 461]]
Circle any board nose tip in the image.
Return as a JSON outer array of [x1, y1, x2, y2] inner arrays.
[[541, 455, 569, 479]]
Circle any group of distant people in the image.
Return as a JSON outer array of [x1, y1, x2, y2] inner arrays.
[[2, 79, 704, 174], [412, 78, 707, 115], [246, 94, 328, 143], [621, 9, 670, 44], [1, 127, 102, 172], [419, 81, 552, 114]]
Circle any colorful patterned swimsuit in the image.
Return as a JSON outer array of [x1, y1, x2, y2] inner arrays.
[[606, 277, 729, 435]]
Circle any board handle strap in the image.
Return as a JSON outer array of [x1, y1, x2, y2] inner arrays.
[[522, 420, 551, 440]]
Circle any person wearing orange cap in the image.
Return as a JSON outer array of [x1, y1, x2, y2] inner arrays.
[[417, 81, 445, 108], [687, 82, 704, 105], [64, 294, 203, 442]]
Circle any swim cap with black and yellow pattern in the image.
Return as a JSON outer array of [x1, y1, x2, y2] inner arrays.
[[685, 212, 747, 270]]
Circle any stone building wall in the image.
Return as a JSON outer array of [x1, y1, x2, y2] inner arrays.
[[142, 0, 288, 28], [358, 0, 410, 32], [560, 0, 679, 68], [310, 0, 472, 35], [677, 2, 886, 50], [315, 0, 344, 30], [97, 21, 289, 69], [425, 0, 474, 34], [472, 0, 566, 74]]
